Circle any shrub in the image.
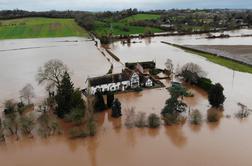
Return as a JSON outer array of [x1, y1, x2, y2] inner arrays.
[[125, 108, 136, 128], [135, 112, 147, 128], [37, 112, 61, 138], [106, 92, 114, 108], [189, 109, 203, 125], [94, 90, 106, 112], [163, 113, 186, 126], [111, 99, 122, 118], [100, 36, 111, 44], [134, 87, 143, 92], [163, 113, 179, 125], [235, 103, 251, 119], [207, 110, 219, 122], [148, 113, 161, 128], [87, 115, 96, 136], [197, 77, 213, 92], [0, 118, 5, 142], [208, 83, 226, 108], [69, 127, 88, 139], [65, 108, 85, 125], [162, 97, 187, 115], [4, 100, 17, 115], [19, 115, 35, 137]]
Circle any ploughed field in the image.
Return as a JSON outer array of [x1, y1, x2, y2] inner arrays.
[[185, 45, 252, 66], [0, 18, 88, 39]]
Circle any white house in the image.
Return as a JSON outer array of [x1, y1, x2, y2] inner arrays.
[[88, 69, 141, 95], [87, 68, 155, 95]]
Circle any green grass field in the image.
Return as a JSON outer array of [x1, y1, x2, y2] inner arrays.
[[93, 14, 163, 36], [120, 14, 161, 23], [0, 17, 88, 39]]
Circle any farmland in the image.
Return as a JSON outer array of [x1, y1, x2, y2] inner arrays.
[[0, 17, 88, 39]]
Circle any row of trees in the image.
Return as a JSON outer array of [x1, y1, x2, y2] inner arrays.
[[165, 60, 226, 108], [124, 108, 161, 128], [0, 10, 88, 19]]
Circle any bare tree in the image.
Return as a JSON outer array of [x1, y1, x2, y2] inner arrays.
[[36, 59, 68, 90], [20, 84, 35, 105], [165, 58, 173, 73], [124, 107, 136, 128], [180, 63, 206, 77], [179, 63, 207, 84]]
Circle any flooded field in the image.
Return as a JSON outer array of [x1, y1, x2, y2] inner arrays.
[[1, 30, 252, 166], [0, 37, 110, 106]]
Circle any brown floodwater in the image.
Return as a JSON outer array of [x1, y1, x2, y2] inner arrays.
[[1, 31, 252, 166], [0, 37, 110, 108]]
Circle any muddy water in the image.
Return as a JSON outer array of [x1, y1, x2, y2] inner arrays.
[[159, 29, 252, 45], [111, 34, 252, 112], [1, 32, 252, 166], [0, 37, 110, 106]]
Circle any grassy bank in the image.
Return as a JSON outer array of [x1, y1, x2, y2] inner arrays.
[[0, 17, 88, 39], [162, 42, 252, 74], [189, 50, 252, 74]]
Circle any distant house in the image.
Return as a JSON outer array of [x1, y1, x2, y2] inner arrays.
[[87, 69, 153, 95]]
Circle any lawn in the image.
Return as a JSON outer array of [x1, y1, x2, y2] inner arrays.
[[120, 14, 161, 23], [0, 17, 88, 39]]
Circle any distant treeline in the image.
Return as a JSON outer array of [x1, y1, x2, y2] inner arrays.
[[2, 9, 252, 38], [0, 10, 87, 19]]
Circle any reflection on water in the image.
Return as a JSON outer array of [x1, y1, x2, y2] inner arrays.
[[165, 125, 187, 148], [1, 32, 252, 166]]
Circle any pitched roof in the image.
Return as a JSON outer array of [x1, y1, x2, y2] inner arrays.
[[88, 69, 134, 87]]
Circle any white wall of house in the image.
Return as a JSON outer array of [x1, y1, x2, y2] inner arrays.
[[145, 79, 153, 87], [89, 72, 154, 95], [90, 80, 131, 95], [130, 72, 140, 88]]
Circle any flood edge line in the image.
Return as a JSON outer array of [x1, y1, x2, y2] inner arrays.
[[161, 41, 252, 74]]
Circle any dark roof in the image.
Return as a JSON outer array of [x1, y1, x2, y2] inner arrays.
[[88, 70, 133, 86], [125, 61, 156, 70], [140, 75, 151, 83]]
